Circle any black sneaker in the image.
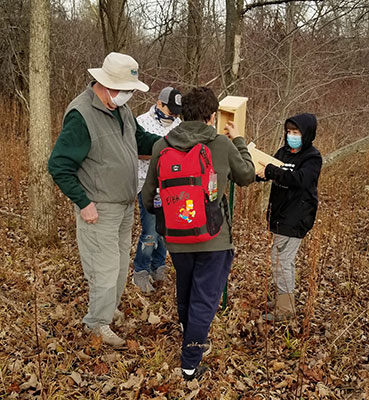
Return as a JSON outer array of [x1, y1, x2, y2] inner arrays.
[[182, 365, 208, 381]]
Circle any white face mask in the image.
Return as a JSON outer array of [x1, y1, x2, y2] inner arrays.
[[108, 89, 134, 107]]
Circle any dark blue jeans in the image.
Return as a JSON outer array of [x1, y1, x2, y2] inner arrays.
[[170, 249, 234, 369], [133, 193, 166, 273]]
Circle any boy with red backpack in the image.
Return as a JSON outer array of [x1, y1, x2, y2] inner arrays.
[[141, 87, 255, 380]]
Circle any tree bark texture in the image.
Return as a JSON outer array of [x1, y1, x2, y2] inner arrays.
[[99, 0, 130, 54], [184, 0, 204, 87], [29, 0, 56, 244], [270, 1, 296, 154], [225, 0, 243, 94]]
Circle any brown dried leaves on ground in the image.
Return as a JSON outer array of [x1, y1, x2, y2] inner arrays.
[[0, 149, 368, 399]]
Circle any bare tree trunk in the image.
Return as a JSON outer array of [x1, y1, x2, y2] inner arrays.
[[28, 0, 56, 244], [99, 0, 130, 54], [224, 0, 243, 95], [184, 0, 204, 87], [270, 1, 296, 154], [323, 136, 369, 168]]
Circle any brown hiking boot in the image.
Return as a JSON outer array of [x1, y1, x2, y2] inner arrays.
[[263, 293, 296, 322]]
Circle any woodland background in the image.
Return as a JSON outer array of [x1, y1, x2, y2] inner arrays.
[[0, 0, 368, 399]]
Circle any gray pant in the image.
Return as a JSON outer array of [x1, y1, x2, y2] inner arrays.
[[271, 233, 302, 294], [76, 202, 134, 328]]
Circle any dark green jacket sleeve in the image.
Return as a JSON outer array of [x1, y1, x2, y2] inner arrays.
[[135, 118, 161, 155], [48, 110, 91, 209]]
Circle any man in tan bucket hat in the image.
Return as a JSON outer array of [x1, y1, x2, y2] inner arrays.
[[48, 53, 160, 347]]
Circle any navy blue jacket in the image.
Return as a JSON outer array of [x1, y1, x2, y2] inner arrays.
[[265, 113, 322, 238]]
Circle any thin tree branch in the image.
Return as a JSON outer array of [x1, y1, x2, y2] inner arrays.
[[241, 0, 319, 16], [330, 308, 369, 347]]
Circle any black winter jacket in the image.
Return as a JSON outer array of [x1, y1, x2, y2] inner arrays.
[[264, 113, 322, 238]]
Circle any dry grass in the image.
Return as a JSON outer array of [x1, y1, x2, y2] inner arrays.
[[0, 104, 368, 399]]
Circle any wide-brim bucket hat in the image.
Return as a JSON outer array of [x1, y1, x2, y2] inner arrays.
[[88, 52, 149, 92]]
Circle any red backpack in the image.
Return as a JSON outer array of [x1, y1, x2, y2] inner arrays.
[[155, 142, 223, 244]]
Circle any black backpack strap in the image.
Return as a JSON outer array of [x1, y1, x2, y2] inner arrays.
[[221, 194, 233, 244], [163, 135, 170, 146], [165, 224, 208, 237], [161, 176, 202, 189]]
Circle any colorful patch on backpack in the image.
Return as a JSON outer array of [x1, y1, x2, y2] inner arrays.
[[178, 200, 196, 223]]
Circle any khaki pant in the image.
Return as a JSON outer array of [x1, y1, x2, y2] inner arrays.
[[76, 202, 134, 328]]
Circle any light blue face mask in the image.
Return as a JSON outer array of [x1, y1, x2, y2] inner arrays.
[[287, 134, 302, 149]]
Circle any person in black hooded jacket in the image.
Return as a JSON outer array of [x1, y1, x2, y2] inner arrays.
[[257, 113, 322, 321]]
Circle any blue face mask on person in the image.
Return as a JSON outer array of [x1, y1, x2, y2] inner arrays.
[[287, 134, 302, 149]]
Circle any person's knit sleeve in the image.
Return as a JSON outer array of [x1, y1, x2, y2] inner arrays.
[[141, 139, 165, 213], [48, 110, 91, 209], [135, 118, 161, 155]]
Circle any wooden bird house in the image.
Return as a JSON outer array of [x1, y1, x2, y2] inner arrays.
[[217, 96, 248, 136], [247, 142, 284, 172]]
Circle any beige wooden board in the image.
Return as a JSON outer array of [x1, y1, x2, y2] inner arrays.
[[247, 142, 284, 172], [217, 96, 248, 137]]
